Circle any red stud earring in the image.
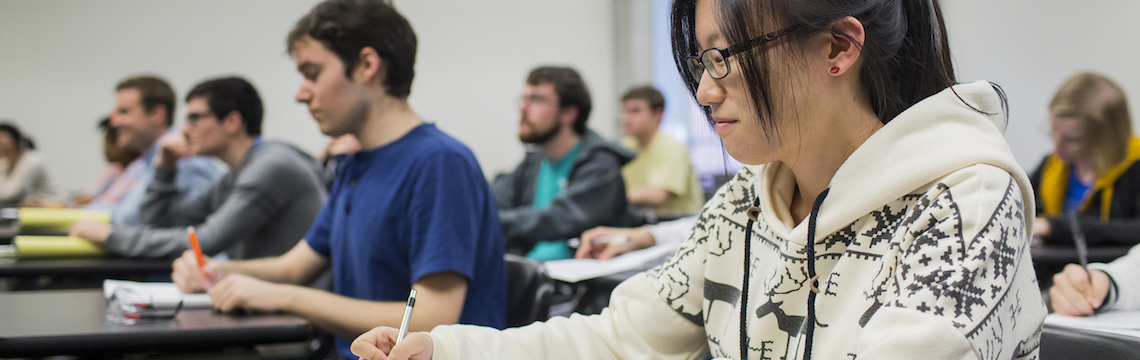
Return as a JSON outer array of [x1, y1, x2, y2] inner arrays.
[[830, 67, 840, 74]]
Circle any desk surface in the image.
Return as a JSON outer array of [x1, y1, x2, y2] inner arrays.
[[0, 258, 173, 277], [0, 289, 311, 357]]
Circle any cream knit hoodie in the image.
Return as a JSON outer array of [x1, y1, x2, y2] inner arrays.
[[428, 81, 1046, 360]]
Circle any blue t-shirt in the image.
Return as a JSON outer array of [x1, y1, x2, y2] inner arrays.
[[1064, 169, 1092, 215], [304, 124, 507, 358]]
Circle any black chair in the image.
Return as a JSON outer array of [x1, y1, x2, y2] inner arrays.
[[1041, 324, 1140, 360], [504, 254, 555, 328]]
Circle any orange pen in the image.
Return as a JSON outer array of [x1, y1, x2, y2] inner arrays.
[[187, 226, 205, 268]]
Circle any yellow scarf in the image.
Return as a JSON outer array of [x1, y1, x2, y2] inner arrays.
[[1040, 136, 1140, 221]]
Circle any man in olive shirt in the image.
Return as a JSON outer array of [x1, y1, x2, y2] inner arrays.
[[619, 85, 703, 218]]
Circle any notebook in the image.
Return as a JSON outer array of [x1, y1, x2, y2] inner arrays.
[[103, 279, 213, 309], [14, 235, 107, 259]]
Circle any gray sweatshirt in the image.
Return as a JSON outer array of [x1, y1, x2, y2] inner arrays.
[[104, 141, 327, 259]]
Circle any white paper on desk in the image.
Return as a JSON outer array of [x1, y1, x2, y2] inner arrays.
[[103, 279, 212, 309], [1046, 311, 1140, 338], [545, 243, 676, 283]]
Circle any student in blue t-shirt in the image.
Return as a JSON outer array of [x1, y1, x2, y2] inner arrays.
[[170, 1, 506, 358]]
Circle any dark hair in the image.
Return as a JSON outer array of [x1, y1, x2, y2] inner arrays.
[[97, 117, 111, 132], [186, 77, 265, 136], [0, 122, 33, 151], [622, 85, 666, 112], [287, 0, 417, 98], [116, 76, 177, 127], [97, 116, 116, 142], [671, 0, 956, 140], [527, 66, 593, 135]]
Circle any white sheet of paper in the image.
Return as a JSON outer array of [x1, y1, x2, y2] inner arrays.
[[544, 243, 676, 283], [1046, 311, 1140, 338], [103, 279, 212, 309]]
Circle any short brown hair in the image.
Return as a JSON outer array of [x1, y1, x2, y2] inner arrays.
[[621, 85, 665, 112], [116, 76, 176, 127], [1050, 72, 1132, 174], [527, 66, 591, 135], [287, 0, 417, 98]]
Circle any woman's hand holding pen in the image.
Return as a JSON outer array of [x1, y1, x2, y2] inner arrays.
[[1050, 263, 1111, 316], [352, 326, 434, 360], [172, 250, 219, 293]]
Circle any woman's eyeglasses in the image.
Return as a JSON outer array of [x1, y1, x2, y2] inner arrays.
[[686, 23, 806, 80]]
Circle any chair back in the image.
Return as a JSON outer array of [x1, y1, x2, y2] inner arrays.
[[1041, 324, 1140, 360], [505, 254, 555, 327]]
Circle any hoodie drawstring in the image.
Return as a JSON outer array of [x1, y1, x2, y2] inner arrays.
[[740, 188, 829, 360], [741, 198, 761, 360], [803, 188, 831, 360]]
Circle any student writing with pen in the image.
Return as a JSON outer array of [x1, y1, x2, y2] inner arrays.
[[172, 2, 506, 359], [353, 0, 1045, 359], [1048, 245, 1140, 316]]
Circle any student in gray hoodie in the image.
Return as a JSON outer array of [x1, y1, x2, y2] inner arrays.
[[70, 77, 326, 260], [493, 66, 636, 260]]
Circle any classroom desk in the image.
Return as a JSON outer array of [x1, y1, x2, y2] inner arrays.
[[0, 258, 173, 277], [0, 258, 175, 291], [567, 252, 671, 315], [0, 289, 312, 358]]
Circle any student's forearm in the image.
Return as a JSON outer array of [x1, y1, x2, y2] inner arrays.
[[217, 241, 328, 286], [628, 187, 670, 207], [282, 286, 459, 340], [220, 257, 309, 285]]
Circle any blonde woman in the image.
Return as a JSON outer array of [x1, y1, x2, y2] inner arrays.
[[1031, 72, 1140, 247]]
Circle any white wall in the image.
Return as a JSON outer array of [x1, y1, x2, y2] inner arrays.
[[8, 0, 1128, 191], [942, 0, 1140, 172], [0, 0, 615, 191], [400, 0, 616, 179]]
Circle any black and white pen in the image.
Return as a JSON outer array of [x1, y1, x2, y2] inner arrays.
[[396, 289, 417, 344], [1068, 213, 1092, 285]]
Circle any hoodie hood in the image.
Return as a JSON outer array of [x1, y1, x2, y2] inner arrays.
[[756, 80, 1034, 245]]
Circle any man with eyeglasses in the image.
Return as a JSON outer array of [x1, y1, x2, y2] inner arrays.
[[70, 76, 327, 261], [493, 66, 636, 261], [86, 76, 224, 227]]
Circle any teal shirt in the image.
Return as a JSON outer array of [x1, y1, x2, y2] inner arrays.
[[525, 143, 582, 260]]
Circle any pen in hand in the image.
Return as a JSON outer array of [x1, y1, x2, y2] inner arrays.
[[396, 289, 417, 344], [1068, 213, 1097, 315], [188, 226, 206, 269]]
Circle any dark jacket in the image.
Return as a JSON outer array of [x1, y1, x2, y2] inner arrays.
[[493, 130, 635, 254], [105, 141, 327, 259], [1031, 136, 1140, 246]]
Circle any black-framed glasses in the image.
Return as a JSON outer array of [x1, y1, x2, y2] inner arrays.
[[186, 112, 216, 126], [686, 23, 806, 80]]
